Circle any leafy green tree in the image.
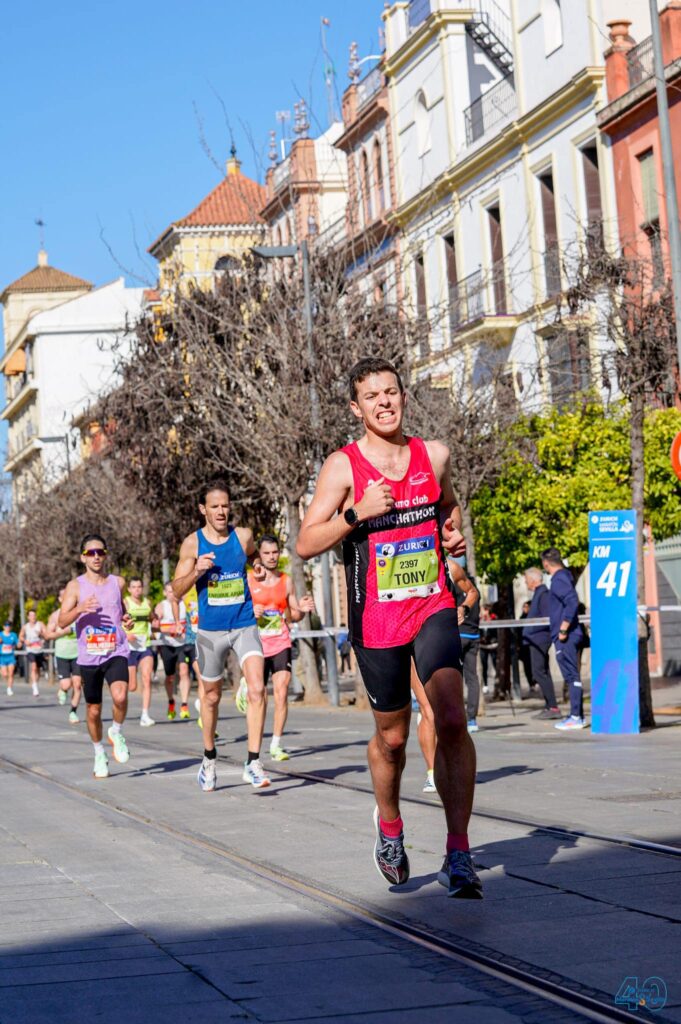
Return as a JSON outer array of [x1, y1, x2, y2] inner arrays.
[[472, 402, 681, 582]]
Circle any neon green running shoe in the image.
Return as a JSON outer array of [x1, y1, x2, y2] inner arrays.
[[93, 750, 109, 779], [235, 677, 248, 714], [57, 688, 67, 706], [107, 727, 130, 764], [269, 745, 289, 762]]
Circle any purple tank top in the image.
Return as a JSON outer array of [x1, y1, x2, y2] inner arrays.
[[76, 574, 129, 666]]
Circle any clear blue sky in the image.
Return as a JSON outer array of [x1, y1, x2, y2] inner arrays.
[[1, 0, 383, 313]]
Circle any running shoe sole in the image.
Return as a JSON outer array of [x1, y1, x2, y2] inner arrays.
[[372, 806, 410, 886]]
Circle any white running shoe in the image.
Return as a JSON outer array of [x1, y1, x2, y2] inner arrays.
[[242, 759, 270, 788], [57, 688, 67, 706], [93, 751, 109, 779], [422, 772, 437, 793], [139, 711, 155, 727], [32, 682, 40, 697], [107, 727, 130, 763], [197, 756, 217, 792], [6, 687, 13, 696], [194, 697, 201, 714]]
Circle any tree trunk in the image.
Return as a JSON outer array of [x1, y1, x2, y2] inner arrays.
[[630, 392, 655, 728], [286, 499, 325, 703], [460, 501, 476, 577]]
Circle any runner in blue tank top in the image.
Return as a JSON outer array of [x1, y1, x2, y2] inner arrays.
[[173, 479, 270, 792]]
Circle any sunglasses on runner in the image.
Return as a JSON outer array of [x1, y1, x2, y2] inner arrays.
[[82, 548, 107, 557]]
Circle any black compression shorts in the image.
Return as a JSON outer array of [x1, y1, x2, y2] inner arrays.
[[56, 657, 80, 680], [264, 648, 292, 683], [352, 608, 462, 713], [159, 644, 182, 676], [80, 656, 129, 704]]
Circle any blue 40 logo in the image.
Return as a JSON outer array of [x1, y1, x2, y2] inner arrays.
[[615, 977, 667, 1011]]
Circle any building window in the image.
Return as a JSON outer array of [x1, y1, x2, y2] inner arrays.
[[538, 170, 561, 296], [487, 205, 507, 314], [361, 149, 373, 224], [638, 149, 664, 287], [415, 252, 429, 356], [374, 277, 386, 306], [214, 255, 239, 273], [543, 0, 563, 54], [547, 328, 591, 405], [415, 91, 432, 157], [581, 144, 603, 252], [443, 233, 459, 330], [374, 141, 385, 214]]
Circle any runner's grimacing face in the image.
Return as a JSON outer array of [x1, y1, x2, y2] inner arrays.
[[351, 372, 405, 435], [201, 490, 230, 531], [259, 542, 280, 570]]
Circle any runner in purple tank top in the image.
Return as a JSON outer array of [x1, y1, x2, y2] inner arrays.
[[58, 533, 134, 779]]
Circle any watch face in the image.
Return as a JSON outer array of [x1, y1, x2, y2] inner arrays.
[[344, 508, 358, 526]]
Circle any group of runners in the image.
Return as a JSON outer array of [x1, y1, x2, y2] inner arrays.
[[4, 357, 487, 899]]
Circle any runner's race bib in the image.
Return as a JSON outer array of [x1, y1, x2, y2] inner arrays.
[[2, 644, 13, 654], [258, 609, 283, 637], [84, 626, 116, 655], [207, 571, 245, 606], [375, 535, 440, 603]]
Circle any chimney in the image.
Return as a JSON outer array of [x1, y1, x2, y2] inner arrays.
[[37, 249, 48, 267]]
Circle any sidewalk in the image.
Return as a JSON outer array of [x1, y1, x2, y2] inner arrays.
[[0, 679, 680, 1022]]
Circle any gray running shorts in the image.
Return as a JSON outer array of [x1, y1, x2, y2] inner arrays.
[[196, 625, 263, 682]]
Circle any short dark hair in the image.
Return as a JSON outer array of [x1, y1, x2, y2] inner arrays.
[[200, 479, 230, 505], [541, 547, 564, 567], [258, 533, 280, 549], [348, 357, 404, 401], [81, 532, 106, 553], [128, 576, 143, 586]]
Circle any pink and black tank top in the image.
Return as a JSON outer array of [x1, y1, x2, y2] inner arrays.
[[341, 436, 455, 649], [76, 574, 129, 666]]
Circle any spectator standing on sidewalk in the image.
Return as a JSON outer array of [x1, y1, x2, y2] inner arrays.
[[541, 549, 585, 731], [448, 556, 481, 732], [522, 568, 560, 719], [479, 605, 498, 695], [337, 624, 352, 675]]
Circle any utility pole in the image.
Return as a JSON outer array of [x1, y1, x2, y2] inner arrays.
[[251, 242, 340, 705], [649, 0, 681, 371]]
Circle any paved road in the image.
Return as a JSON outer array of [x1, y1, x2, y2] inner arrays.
[[1, 679, 680, 1023]]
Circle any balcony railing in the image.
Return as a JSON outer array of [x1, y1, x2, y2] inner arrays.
[[408, 0, 431, 31], [626, 35, 653, 88], [272, 159, 291, 192], [357, 66, 383, 110], [449, 259, 513, 332], [7, 423, 37, 461], [464, 74, 517, 145]]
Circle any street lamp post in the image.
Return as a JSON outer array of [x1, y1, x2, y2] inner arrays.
[[251, 241, 340, 706]]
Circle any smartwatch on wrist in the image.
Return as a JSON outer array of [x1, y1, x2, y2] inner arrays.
[[344, 507, 360, 529]]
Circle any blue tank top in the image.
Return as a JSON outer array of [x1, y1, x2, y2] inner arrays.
[[196, 527, 256, 632]]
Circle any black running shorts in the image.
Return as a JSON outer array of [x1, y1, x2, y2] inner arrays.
[[159, 644, 182, 676], [56, 656, 80, 680], [353, 608, 462, 713], [80, 656, 129, 705], [264, 647, 292, 683]]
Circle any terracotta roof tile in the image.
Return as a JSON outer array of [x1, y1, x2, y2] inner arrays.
[[3, 264, 92, 296], [176, 172, 266, 229]]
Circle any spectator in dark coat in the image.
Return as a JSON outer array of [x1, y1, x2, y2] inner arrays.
[[541, 548, 585, 730], [522, 568, 561, 719]]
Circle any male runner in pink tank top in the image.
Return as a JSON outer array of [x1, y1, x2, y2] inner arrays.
[[297, 357, 482, 899], [59, 533, 134, 780]]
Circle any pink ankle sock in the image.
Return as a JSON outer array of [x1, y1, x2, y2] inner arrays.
[[446, 833, 469, 854], [380, 815, 403, 838]]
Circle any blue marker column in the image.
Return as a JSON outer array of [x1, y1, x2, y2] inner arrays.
[[588, 510, 639, 734]]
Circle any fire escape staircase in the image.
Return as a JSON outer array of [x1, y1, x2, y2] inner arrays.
[[466, 1, 514, 75]]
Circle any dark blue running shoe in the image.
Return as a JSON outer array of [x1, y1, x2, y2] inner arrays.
[[372, 807, 410, 886], [438, 850, 483, 899]]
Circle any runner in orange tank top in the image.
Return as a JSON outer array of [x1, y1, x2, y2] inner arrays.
[[248, 534, 315, 762], [297, 357, 482, 900]]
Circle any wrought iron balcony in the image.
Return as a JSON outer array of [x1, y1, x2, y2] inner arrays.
[[357, 66, 383, 110], [467, 0, 514, 73], [449, 259, 513, 333], [626, 36, 653, 88], [464, 73, 517, 145]]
